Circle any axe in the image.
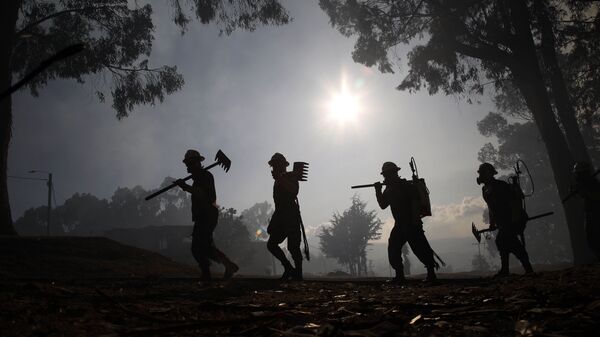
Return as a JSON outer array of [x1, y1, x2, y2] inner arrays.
[[471, 211, 555, 243], [144, 150, 231, 201]]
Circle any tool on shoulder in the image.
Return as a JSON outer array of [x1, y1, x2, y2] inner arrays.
[[293, 162, 309, 182], [351, 157, 432, 218], [144, 150, 231, 201], [471, 211, 554, 243], [291, 161, 310, 260], [296, 198, 310, 261], [351, 182, 386, 189]]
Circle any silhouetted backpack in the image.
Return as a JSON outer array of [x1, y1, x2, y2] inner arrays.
[[409, 158, 432, 218], [509, 176, 528, 234]]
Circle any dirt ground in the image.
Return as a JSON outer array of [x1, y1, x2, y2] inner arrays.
[[1, 237, 598, 336], [2, 266, 600, 337]]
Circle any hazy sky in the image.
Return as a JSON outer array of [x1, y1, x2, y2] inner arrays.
[[9, 0, 493, 242]]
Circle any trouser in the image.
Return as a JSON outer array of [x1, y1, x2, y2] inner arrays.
[[191, 220, 233, 274], [267, 209, 302, 269], [495, 229, 532, 271], [388, 224, 436, 273]]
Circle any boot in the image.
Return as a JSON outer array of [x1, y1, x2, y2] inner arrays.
[[387, 266, 406, 284], [280, 263, 295, 281], [292, 264, 303, 281], [495, 254, 510, 277], [223, 261, 239, 280], [199, 264, 212, 285], [424, 266, 437, 283], [522, 261, 534, 275]]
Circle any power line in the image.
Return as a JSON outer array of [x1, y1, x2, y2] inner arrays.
[[8, 175, 47, 181]]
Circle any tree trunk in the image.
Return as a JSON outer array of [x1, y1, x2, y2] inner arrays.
[[536, 0, 592, 164], [0, 1, 19, 235], [509, 0, 595, 264]]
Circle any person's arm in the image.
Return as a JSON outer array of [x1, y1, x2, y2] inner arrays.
[[375, 182, 389, 209], [488, 208, 497, 230], [175, 179, 193, 193], [275, 173, 299, 196], [206, 172, 217, 204], [482, 187, 496, 229]]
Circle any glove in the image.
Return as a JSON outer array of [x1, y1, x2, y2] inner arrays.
[[374, 182, 383, 192], [174, 179, 187, 188]]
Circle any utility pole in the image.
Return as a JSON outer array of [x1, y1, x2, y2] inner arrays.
[[29, 170, 52, 236], [46, 173, 52, 236]]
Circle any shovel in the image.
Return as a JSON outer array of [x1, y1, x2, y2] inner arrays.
[[144, 150, 231, 201]]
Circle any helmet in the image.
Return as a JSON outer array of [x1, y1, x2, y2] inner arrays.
[[477, 162, 497, 175], [573, 161, 592, 174], [268, 152, 289, 167], [183, 149, 205, 164], [381, 161, 401, 175]]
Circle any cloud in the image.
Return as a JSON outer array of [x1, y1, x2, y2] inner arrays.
[[374, 196, 487, 242]]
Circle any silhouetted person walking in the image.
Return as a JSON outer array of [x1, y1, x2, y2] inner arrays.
[[175, 149, 238, 282], [477, 162, 533, 276], [572, 162, 600, 260], [267, 153, 303, 280], [375, 162, 437, 283]]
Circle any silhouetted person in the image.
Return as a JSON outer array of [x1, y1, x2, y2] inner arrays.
[[477, 162, 533, 276], [175, 149, 238, 282], [375, 162, 437, 283], [267, 153, 303, 280], [572, 162, 600, 259]]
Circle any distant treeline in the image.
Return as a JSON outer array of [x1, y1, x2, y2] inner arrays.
[[15, 177, 272, 238]]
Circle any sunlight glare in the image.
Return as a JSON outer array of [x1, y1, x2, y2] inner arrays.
[[329, 91, 359, 124]]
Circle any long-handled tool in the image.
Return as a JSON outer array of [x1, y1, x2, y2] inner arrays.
[[471, 211, 554, 243], [293, 162, 309, 182], [144, 150, 231, 201], [351, 182, 385, 189], [292, 161, 310, 260]]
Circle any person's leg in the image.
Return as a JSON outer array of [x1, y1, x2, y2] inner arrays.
[[495, 231, 510, 276], [407, 227, 437, 282], [388, 225, 407, 281], [508, 234, 533, 274], [209, 245, 239, 279], [267, 231, 294, 279], [191, 223, 212, 281], [286, 223, 303, 280]]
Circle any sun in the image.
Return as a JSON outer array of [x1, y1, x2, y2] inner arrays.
[[326, 83, 361, 127], [328, 91, 359, 123]]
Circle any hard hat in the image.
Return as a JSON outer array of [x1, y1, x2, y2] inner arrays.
[[381, 161, 401, 175], [477, 162, 497, 175], [268, 152, 289, 167], [183, 149, 205, 164]]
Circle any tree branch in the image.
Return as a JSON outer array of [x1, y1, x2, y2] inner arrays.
[[16, 5, 126, 37], [450, 40, 513, 67]]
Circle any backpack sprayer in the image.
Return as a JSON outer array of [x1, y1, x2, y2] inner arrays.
[[472, 160, 554, 245]]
